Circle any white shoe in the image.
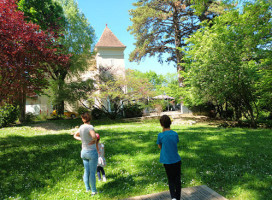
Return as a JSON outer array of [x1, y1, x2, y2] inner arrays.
[[103, 177, 107, 182], [172, 198, 177, 200], [91, 192, 98, 196]]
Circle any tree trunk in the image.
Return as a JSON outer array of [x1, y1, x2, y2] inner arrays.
[[172, 3, 184, 87], [19, 87, 26, 123]]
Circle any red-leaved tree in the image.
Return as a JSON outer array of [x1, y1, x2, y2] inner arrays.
[[0, 0, 70, 122]]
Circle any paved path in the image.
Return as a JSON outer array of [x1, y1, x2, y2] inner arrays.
[[123, 185, 228, 200]]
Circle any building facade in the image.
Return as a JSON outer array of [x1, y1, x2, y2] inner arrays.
[[26, 25, 126, 115]]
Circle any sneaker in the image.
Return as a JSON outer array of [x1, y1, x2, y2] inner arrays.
[[91, 192, 98, 196], [103, 177, 107, 182], [172, 199, 177, 200]]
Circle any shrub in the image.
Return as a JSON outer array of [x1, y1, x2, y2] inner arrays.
[[77, 107, 90, 115], [91, 108, 106, 120], [150, 100, 168, 112], [0, 104, 19, 128], [123, 104, 143, 118], [189, 102, 216, 118], [33, 113, 48, 121], [25, 112, 36, 123], [154, 104, 163, 116]]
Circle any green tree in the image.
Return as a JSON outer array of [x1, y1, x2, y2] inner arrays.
[[91, 68, 154, 119], [2, 0, 70, 122], [46, 79, 95, 114], [256, 44, 272, 118], [18, 0, 95, 115], [158, 73, 182, 101], [18, 0, 66, 31], [126, 69, 166, 92], [128, 0, 221, 84], [49, 0, 95, 114], [182, 0, 272, 127]]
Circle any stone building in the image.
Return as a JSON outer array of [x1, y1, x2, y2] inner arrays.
[[26, 25, 126, 115]]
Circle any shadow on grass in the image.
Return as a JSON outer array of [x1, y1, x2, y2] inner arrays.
[[0, 124, 271, 200], [0, 134, 82, 199], [97, 125, 272, 199], [178, 126, 272, 200]]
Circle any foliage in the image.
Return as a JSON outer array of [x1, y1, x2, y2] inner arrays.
[[77, 107, 90, 115], [54, 0, 95, 74], [126, 69, 166, 91], [93, 70, 126, 119], [0, 104, 19, 128], [128, 0, 222, 85], [24, 112, 36, 123], [64, 79, 95, 107], [156, 73, 183, 101], [91, 108, 106, 120], [189, 102, 216, 118], [182, 0, 272, 127], [125, 69, 185, 111], [33, 0, 95, 114], [17, 0, 66, 31], [0, 120, 272, 199], [123, 103, 143, 118], [0, 0, 70, 122], [92, 67, 154, 119], [150, 99, 168, 113], [125, 69, 155, 100]]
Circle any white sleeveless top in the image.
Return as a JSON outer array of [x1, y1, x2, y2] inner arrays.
[[78, 124, 96, 150]]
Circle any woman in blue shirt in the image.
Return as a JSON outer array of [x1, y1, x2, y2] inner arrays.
[[157, 115, 181, 200]]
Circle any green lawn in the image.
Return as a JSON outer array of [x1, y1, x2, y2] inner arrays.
[[0, 119, 271, 200]]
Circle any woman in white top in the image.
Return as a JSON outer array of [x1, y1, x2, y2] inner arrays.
[[74, 112, 98, 195]]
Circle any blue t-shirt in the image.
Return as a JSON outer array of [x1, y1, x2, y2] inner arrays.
[[157, 130, 181, 164]]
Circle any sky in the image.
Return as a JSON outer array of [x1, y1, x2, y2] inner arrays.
[[76, 0, 177, 75]]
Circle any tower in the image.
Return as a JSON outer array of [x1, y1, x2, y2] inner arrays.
[[94, 25, 126, 77]]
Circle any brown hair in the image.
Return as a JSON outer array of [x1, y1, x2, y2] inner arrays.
[[81, 112, 91, 123], [160, 115, 171, 128]]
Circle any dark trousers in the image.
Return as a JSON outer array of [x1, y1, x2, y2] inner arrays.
[[164, 161, 181, 200], [97, 166, 105, 180]]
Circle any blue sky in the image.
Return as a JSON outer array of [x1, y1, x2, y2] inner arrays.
[[76, 0, 177, 75]]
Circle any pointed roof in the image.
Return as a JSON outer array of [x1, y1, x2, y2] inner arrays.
[[95, 25, 126, 48]]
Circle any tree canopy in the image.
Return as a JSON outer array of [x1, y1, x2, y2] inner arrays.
[[128, 0, 220, 82], [182, 0, 272, 126], [0, 0, 70, 121], [18, 0, 66, 31], [19, 0, 96, 114]]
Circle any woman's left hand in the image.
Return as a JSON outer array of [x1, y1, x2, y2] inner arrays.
[[88, 140, 96, 145]]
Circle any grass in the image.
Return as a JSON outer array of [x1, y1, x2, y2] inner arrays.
[[0, 118, 272, 200]]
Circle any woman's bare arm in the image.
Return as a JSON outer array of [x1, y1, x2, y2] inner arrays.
[[74, 132, 81, 141], [88, 130, 97, 145]]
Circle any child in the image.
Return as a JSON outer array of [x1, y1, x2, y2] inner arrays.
[[157, 115, 181, 200], [96, 133, 107, 182]]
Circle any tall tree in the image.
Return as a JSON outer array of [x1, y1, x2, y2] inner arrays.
[[128, 0, 220, 85], [49, 0, 95, 114], [18, 0, 96, 114], [182, 0, 272, 127], [90, 67, 154, 119], [0, 0, 70, 122]]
